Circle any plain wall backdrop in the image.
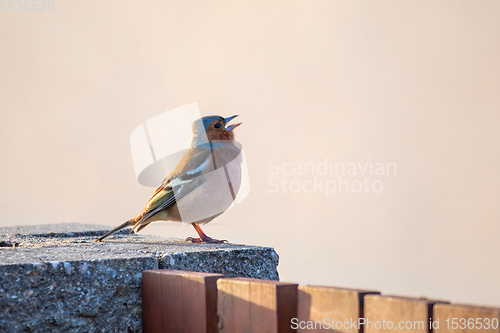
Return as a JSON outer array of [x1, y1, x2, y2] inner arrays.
[[1, 0, 499, 306]]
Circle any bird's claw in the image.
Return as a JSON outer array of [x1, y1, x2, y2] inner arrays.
[[185, 237, 228, 244]]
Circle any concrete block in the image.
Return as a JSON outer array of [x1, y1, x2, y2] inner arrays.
[[0, 223, 280, 332]]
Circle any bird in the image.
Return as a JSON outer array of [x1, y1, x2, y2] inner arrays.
[[96, 115, 243, 243]]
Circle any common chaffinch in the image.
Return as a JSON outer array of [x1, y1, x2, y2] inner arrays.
[[97, 115, 242, 243]]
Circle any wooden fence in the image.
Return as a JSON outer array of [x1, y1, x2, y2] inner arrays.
[[142, 269, 500, 333]]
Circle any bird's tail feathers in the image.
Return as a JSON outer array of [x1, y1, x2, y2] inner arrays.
[[96, 220, 134, 242]]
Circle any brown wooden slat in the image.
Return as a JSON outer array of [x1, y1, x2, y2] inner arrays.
[[142, 269, 224, 333], [216, 277, 236, 332], [204, 274, 222, 333], [297, 286, 380, 333], [217, 277, 298, 333], [250, 281, 273, 332], [277, 281, 299, 333], [142, 270, 163, 333], [162, 272, 183, 332], [182, 276, 204, 332], [363, 295, 447, 333], [433, 303, 500, 333], [232, 277, 251, 331]]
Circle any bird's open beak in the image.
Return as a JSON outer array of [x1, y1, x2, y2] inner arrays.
[[225, 115, 242, 131]]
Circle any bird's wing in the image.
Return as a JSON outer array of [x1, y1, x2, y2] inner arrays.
[[136, 147, 214, 223]]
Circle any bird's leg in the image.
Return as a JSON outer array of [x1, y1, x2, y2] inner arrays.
[[186, 223, 227, 243]]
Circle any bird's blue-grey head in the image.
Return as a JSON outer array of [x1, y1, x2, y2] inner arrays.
[[191, 115, 240, 146]]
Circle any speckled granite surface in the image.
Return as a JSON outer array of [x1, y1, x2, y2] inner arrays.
[[0, 223, 279, 332]]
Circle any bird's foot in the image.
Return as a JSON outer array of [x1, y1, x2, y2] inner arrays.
[[185, 236, 227, 244]]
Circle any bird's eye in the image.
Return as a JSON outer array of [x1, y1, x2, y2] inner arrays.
[[214, 123, 221, 128]]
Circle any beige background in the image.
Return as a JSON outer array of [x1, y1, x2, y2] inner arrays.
[[1, 1, 499, 306]]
